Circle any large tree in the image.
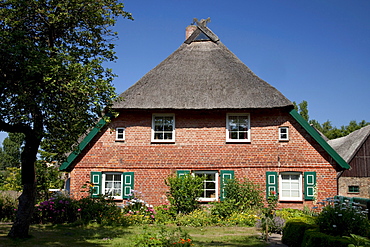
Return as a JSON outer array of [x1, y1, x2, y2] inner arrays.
[[0, 0, 132, 238]]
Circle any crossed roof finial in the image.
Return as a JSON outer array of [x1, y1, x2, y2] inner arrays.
[[193, 17, 211, 27]]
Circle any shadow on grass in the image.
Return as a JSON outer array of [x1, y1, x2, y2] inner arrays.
[[0, 223, 134, 246], [194, 235, 267, 247]]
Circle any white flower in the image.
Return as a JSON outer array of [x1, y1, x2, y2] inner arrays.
[[333, 225, 337, 228], [338, 214, 342, 216]]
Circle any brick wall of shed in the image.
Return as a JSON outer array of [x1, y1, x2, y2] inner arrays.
[[69, 108, 340, 209]]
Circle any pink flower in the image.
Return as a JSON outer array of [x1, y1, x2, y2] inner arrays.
[[77, 208, 81, 212]]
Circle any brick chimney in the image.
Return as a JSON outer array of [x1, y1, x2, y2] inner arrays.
[[185, 25, 197, 39]]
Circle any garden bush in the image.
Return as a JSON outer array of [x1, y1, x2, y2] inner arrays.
[[301, 228, 351, 247], [165, 174, 204, 214], [282, 216, 317, 247], [0, 191, 19, 222], [316, 198, 370, 237], [222, 178, 263, 211]]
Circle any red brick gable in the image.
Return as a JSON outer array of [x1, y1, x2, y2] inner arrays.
[[68, 108, 344, 209]]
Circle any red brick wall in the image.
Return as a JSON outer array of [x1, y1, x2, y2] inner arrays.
[[69, 108, 340, 209]]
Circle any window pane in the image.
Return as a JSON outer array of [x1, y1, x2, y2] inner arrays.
[[206, 190, 216, 198], [291, 175, 299, 180], [164, 133, 172, 139], [282, 190, 290, 197], [154, 133, 163, 139], [205, 182, 215, 189], [291, 190, 300, 197]]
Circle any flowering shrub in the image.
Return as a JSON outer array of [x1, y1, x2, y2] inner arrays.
[[226, 211, 259, 227], [316, 198, 370, 237], [154, 204, 176, 225], [134, 226, 194, 246], [33, 194, 128, 226], [34, 196, 77, 224], [122, 190, 156, 224]]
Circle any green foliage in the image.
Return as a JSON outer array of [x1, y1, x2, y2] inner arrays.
[[133, 226, 193, 247], [224, 178, 263, 210], [275, 208, 310, 220], [293, 100, 309, 121], [0, 191, 19, 222], [0, 0, 133, 237], [316, 198, 370, 237], [0, 133, 24, 169], [0, 167, 22, 191], [165, 174, 204, 214], [301, 228, 351, 247], [175, 209, 215, 227], [294, 100, 370, 140], [211, 178, 263, 219], [35, 160, 66, 202], [344, 234, 370, 247], [153, 204, 176, 225], [282, 216, 317, 247]]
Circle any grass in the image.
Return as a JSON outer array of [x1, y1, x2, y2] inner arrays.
[[0, 223, 268, 246]]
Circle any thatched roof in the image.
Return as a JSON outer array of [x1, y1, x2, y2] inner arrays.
[[328, 125, 370, 163], [113, 21, 292, 110]]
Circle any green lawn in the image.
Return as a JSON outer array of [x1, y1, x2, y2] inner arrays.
[[0, 223, 267, 246]]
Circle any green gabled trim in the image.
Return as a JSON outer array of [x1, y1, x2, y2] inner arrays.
[[59, 118, 108, 171], [289, 109, 350, 170]]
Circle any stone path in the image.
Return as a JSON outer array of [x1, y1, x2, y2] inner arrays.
[[265, 233, 288, 247]]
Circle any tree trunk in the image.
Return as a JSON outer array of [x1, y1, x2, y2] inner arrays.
[[8, 130, 40, 238], [8, 182, 36, 238]]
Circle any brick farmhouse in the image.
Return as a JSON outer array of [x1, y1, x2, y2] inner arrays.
[[60, 20, 350, 209]]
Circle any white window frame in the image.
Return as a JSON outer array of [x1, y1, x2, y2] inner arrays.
[[194, 171, 219, 202], [151, 114, 175, 143], [279, 126, 289, 141], [226, 113, 250, 142], [279, 172, 303, 201], [116, 127, 125, 141], [102, 173, 123, 199]]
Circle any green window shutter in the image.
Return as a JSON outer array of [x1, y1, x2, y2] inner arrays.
[[220, 170, 235, 201], [266, 171, 278, 199], [123, 172, 134, 199], [176, 170, 190, 178], [90, 172, 102, 198], [304, 172, 316, 200]]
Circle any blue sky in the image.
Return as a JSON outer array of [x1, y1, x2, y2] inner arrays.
[[1, 0, 370, 143]]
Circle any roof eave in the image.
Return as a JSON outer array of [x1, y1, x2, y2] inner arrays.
[[59, 118, 108, 172], [289, 109, 350, 170]]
